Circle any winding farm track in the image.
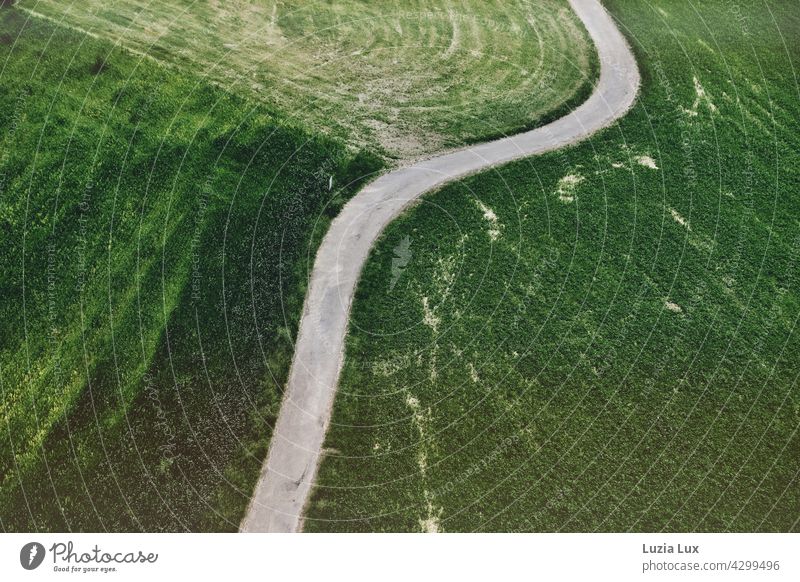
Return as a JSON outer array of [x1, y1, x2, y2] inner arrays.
[[241, 0, 640, 533]]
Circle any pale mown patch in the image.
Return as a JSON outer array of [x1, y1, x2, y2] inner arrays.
[[682, 76, 718, 117], [420, 497, 442, 533], [557, 173, 584, 203], [670, 207, 690, 230], [636, 155, 659, 169], [665, 300, 683, 313], [468, 362, 480, 383], [405, 392, 443, 533], [476, 200, 501, 240], [421, 296, 440, 333]]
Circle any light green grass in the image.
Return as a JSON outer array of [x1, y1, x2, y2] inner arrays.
[[19, 0, 597, 159], [306, 0, 800, 532], [0, 7, 379, 531]]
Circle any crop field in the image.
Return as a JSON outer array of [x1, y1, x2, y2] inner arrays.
[[17, 0, 597, 159], [0, 8, 380, 531], [306, 0, 800, 532]]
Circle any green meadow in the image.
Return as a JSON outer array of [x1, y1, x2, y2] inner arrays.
[[306, 0, 800, 532], [0, 8, 379, 530], [18, 0, 597, 159]]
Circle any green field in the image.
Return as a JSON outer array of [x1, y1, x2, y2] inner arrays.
[[306, 0, 800, 532], [0, 8, 379, 530], [18, 0, 597, 159]]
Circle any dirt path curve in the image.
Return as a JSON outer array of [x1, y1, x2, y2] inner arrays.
[[241, 0, 639, 533]]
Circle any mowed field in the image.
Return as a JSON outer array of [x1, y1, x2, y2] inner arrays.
[[18, 0, 597, 159], [306, 0, 800, 532]]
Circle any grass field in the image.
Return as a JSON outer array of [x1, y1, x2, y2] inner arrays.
[[0, 7, 380, 531], [305, 0, 800, 532], [18, 0, 597, 159], [0, 0, 598, 532]]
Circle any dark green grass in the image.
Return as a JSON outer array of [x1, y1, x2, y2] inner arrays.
[[306, 0, 800, 532], [0, 9, 380, 531]]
